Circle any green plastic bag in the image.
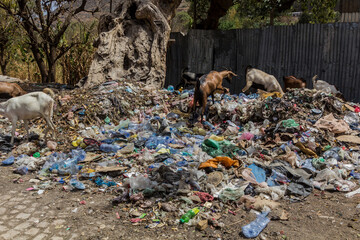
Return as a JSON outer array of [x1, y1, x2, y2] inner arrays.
[[282, 119, 299, 128], [219, 188, 244, 202]]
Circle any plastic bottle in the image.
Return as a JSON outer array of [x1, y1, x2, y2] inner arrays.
[[179, 207, 200, 223], [58, 161, 81, 175], [100, 143, 120, 152], [226, 120, 238, 128], [241, 211, 270, 238], [203, 121, 215, 130], [71, 149, 86, 162], [118, 129, 131, 138], [323, 147, 341, 160]]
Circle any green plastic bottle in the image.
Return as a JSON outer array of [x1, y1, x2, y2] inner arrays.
[[179, 207, 200, 223]]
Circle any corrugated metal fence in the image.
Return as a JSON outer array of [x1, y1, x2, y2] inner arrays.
[[165, 23, 360, 102]]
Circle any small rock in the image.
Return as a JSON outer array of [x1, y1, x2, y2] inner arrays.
[[196, 219, 208, 231]]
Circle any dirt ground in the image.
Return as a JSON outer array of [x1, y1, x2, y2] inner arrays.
[[0, 165, 359, 240]]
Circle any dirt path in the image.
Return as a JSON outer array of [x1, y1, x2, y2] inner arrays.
[[0, 166, 359, 240]]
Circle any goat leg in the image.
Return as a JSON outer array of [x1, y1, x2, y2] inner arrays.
[[201, 94, 207, 123], [10, 118, 17, 145], [242, 80, 253, 92], [42, 115, 55, 141], [24, 120, 30, 142], [221, 87, 229, 99]]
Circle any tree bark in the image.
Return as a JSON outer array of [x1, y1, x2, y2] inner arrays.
[[0, 62, 6, 75], [0, 48, 7, 75], [31, 45, 48, 83], [270, 9, 275, 25], [85, 0, 181, 88], [193, 0, 197, 29]]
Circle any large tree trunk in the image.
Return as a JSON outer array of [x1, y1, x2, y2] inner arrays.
[[85, 0, 181, 88], [31, 45, 48, 83]]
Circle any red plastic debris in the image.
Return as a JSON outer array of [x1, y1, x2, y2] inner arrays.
[[194, 192, 214, 202], [130, 218, 142, 223]]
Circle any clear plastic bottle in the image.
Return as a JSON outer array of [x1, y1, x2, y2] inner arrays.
[[241, 211, 270, 238], [226, 120, 238, 128], [100, 143, 120, 152], [71, 149, 86, 162]]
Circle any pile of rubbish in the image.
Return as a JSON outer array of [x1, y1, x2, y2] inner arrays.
[[2, 79, 360, 237]]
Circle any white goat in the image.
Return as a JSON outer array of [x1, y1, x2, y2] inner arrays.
[[0, 91, 56, 144], [242, 66, 284, 95]]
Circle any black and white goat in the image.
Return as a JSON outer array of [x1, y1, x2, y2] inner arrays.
[[176, 68, 205, 90]]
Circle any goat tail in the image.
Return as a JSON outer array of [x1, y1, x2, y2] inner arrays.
[[43, 88, 55, 99]]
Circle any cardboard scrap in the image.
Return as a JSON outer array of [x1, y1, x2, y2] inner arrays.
[[314, 113, 350, 133], [95, 166, 128, 173], [336, 135, 360, 144], [80, 153, 102, 163]]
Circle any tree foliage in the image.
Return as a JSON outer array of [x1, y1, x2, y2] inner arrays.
[[60, 21, 97, 85], [0, 0, 98, 83], [187, 0, 233, 29], [187, 0, 210, 27], [171, 11, 193, 33], [298, 0, 339, 24], [0, 8, 17, 75], [185, 0, 338, 30]]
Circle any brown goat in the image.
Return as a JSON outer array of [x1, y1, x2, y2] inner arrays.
[[283, 76, 306, 92], [192, 70, 237, 122], [0, 82, 27, 98]]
